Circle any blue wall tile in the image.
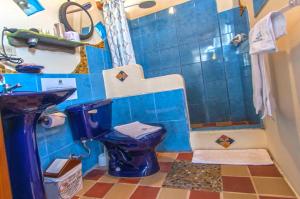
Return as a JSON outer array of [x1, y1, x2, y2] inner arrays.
[[129, 93, 158, 123], [128, 0, 260, 124], [112, 97, 132, 126], [159, 47, 180, 69], [157, 120, 191, 152], [155, 90, 187, 122], [179, 42, 201, 65]]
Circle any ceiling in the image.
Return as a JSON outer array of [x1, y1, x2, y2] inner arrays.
[[124, 0, 189, 19]]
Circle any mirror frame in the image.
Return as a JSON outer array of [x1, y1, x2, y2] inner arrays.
[[59, 1, 94, 40]]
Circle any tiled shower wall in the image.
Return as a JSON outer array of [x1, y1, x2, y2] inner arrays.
[[128, 0, 260, 124]]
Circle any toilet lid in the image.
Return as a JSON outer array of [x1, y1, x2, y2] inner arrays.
[[114, 121, 162, 139]]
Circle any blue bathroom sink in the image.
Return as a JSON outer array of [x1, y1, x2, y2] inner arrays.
[[0, 88, 76, 118], [0, 88, 76, 199]]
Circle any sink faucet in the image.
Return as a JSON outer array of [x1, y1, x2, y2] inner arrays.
[[0, 74, 22, 93]]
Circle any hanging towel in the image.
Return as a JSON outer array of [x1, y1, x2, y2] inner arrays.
[[114, 121, 162, 139], [249, 11, 287, 119]]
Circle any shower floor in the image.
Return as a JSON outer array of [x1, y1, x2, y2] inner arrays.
[[191, 121, 259, 129]]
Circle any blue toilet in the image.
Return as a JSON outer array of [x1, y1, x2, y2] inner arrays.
[[66, 99, 166, 177]]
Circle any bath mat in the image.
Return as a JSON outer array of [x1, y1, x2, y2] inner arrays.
[[163, 161, 222, 192], [192, 149, 273, 165]]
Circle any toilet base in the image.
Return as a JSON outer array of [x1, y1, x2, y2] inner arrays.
[[106, 147, 160, 177]]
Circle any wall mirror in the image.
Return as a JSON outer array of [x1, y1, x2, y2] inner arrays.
[[59, 1, 94, 40]]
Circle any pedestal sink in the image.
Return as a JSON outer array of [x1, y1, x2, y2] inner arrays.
[[0, 88, 76, 199]]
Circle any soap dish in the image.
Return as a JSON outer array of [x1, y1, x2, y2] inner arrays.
[[15, 64, 44, 73]]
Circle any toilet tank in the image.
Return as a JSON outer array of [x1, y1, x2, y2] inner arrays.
[[66, 99, 112, 141]]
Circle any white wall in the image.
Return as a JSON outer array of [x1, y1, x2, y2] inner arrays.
[[0, 0, 102, 73], [103, 64, 185, 98], [241, 0, 300, 196]]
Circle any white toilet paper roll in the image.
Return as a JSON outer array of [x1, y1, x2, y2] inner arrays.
[[42, 113, 66, 128]]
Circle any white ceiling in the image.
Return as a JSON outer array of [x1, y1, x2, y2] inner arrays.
[[124, 0, 189, 19]]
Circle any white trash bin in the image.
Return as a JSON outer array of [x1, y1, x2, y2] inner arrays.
[[44, 163, 83, 199]]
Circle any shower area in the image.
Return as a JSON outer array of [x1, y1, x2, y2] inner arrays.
[[127, 0, 261, 129]]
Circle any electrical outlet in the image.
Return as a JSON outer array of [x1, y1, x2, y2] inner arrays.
[[0, 45, 17, 56]]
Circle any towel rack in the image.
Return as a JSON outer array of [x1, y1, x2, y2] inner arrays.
[[279, 0, 300, 13]]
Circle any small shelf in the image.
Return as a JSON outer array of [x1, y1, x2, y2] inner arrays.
[[7, 29, 87, 54]]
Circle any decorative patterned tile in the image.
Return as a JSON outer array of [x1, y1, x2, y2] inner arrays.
[[163, 161, 222, 192], [116, 71, 128, 81], [216, 135, 235, 148]]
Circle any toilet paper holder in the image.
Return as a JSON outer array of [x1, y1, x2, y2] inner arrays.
[[38, 112, 67, 127]]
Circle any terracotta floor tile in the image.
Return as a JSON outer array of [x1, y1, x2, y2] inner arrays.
[[159, 162, 173, 173], [84, 169, 106, 180], [191, 123, 205, 128], [232, 121, 248, 126], [77, 180, 97, 196], [253, 177, 295, 196], [177, 153, 193, 161], [104, 183, 137, 199], [203, 123, 217, 127], [221, 165, 250, 177], [216, 121, 233, 127], [139, 172, 168, 187], [130, 186, 160, 199], [84, 182, 113, 198], [98, 174, 119, 183], [157, 153, 178, 162], [119, 178, 140, 184], [223, 192, 257, 199], [259, 196, 297, 199], [248, 165, 282, 177], [222, 176, 255, 193], [189, 190, 220, 199], [158, 188, 189, 199]]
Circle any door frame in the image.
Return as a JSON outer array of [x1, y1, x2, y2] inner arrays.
[[0, 118, 12, 199]]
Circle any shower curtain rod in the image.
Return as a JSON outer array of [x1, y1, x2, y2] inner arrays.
[[278, 0, 300, 13]]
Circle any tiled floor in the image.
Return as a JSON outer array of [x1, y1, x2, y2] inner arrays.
[[73, 153, 297, 199]]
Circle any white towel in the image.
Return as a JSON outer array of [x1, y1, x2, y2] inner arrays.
[[192, 149, 274, 165], [249, 11, 286, 119], [114, 121, 162, 139]]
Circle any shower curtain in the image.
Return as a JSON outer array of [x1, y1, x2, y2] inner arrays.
[[103, 0, 136, 67]]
